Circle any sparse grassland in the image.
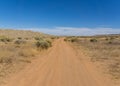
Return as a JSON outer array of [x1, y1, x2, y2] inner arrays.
[[65, 35, 120, 80], [0, 29, 53, 84]]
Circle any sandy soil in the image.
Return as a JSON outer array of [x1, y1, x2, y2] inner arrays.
[[2, 38, 116, 86]]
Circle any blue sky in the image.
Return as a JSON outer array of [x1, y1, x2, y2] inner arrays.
[[0, 0, 120, 35]]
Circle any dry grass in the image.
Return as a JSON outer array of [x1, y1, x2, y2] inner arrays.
[[0, 29, 53, 84], [0, 29, 50, 39], [67, 35, 120, 80]]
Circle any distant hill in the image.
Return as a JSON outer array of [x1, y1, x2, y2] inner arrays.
[[95, 34, 120, 36], [0, 29, 50, 38], [93, 34, 120, 38]]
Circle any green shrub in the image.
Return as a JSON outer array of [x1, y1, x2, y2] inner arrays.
[[108, 41, 112, 44], [51, 37, 56, 39], [18, 37, 22, 39], [34, 37, 52, 49], [105, 38, 109, 41], [34, 37, 43, 40], [64, 38, 67, 41], [0, 36, 12, 42], [70, 38, 78, 42], [46, 40, 52, 47], [14, 40, 26, 44], [90, 38, 97, 42], [36, 40, 51, 49]]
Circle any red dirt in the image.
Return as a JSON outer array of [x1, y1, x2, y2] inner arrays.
[[3, 38, 117, 86]]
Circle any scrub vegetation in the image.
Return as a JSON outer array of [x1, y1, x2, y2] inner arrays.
[[0, 29, 53, 84], [65, 34, 120, 80]]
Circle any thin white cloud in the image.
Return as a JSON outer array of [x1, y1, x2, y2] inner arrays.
[[17, 27, 120, 36]]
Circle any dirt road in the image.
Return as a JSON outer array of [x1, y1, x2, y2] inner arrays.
[[3, 38, 113, 86]]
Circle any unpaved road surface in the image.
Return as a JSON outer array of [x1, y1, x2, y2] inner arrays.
[[3, 38, 114, 86]]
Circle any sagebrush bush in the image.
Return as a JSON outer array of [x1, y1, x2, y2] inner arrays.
[[70, 38, 78, 42], [105, 38, 109, 41], [64, 38, 67, 41], [17, 37, 22, 39], [51, 37, 55, 39], [14, 39, 26, 44], [36, 40, 51, 49], [64, 37, 79, 42], [90, 38, 97, 42], [108, 41, 112, 44], [46, 40, 52, 47], [0, 36, 12, 42], [34, 37, 43, 40]]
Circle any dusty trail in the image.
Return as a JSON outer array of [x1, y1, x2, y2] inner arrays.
[[3, 38, 113, 86]]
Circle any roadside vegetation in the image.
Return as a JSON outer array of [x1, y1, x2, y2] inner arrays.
[[35, 37, 52, 50], [0, 29, 53, 84], [65, 35, 120, 80]]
